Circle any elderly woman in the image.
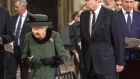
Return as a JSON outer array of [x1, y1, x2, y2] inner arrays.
[[21, 14, 67, 79]]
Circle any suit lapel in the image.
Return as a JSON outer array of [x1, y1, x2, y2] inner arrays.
[[131, 11, 138, 36], [20, 12, 31, 36], [13, 15, 19, 31], [24, 12, 30, 22], [118, 10, 130, 36], [91, 6, 105, 39], [84, 11, 91, 40]]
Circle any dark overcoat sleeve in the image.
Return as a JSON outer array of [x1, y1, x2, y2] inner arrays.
[[0, 7, 14, 44], [111, 12, 125, 65]]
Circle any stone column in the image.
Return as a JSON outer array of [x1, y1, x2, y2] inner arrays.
[[73, 0, 84, 11], [10, 0, 16, 16], [0, 0, 5, 7], [6, 0, 11, 13], [58, 0, 73, 32]]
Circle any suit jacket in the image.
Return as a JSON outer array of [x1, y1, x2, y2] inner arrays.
[[0, 7, 13, 70], [12, 12, 32, 54], [0, 7, 13, 45], [80, 6, 125, 78], [118, 10, 140, 60]]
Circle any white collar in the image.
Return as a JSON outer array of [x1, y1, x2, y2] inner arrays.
[[20, 10, 28, 17], [122, 8, 133, 14], [91, 4, 102, 15]]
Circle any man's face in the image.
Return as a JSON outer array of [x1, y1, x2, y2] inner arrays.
[[122, 0, 134, 12], [103, 0, 115, 9], [32, 26, 47, 39], [14, 1, 25, 14], [84, 0, 98, 11], [115, 1, 122, 11]]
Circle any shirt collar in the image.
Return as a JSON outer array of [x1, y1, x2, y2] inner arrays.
[[90, 4, 102, 15], [122, 8, 133, 14], [20, 10, 27, 17]]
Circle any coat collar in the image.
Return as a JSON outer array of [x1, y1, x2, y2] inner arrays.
[[118, 10, 129, 36], [91, 6, 106, 39], [84, 10, 91, 40], [32, 28, 52, 44]]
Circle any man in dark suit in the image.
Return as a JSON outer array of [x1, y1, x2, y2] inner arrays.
[[117, 0, 140, 78], [80, 0, 125, 79], [7, 0, 32, 79], [0, 7, 13, 79], [117, 0, 140, 60]]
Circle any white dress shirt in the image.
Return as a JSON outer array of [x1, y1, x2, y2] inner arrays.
[[15, 10, 28, 45], [89, 4, 102, 36], [122, 8, 133, 23]]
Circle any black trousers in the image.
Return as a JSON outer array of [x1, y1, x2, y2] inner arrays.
[[0, 45, 4, 79], [0, 53, 4, 79], [7, 46, 28, 79], [86, 61, 105, 79]]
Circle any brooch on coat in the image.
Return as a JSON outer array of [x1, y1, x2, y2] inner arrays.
[[49, 38, 54, 43]]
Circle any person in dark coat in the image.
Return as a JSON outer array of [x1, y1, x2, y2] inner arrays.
[[80, 0, 125, 79], [69, 11, 81, 79], [0, 7, 14, 79], [117, 0, 140, 60], [7, 0, 32, 79]]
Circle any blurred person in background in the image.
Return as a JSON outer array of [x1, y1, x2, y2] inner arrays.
[[103, 0, 115, 10], [115, 0, 122, 11], [68, 11, 80, 26], [70, 11, 86, 79], [134, 0, 140, 12], [138, 2, 140, 11]]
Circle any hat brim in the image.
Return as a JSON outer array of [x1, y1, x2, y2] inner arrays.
[[25, 22, 52, 27]]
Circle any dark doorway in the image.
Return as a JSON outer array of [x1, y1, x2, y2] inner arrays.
[[27, 0, 58, 31]]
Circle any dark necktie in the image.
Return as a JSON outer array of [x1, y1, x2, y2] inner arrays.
[[127, 12, 131, 33], [91, 12, 95, 37], [14, 15, 22, 45], [92, 12, 95, 31]]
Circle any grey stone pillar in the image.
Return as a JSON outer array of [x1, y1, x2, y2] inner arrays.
[[6, 0, 11, 13], [58, 0, 73, 32]]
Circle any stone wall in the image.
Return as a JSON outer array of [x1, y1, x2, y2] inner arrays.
[[73, 0, 84, 11], [0, 0, 84, 31]]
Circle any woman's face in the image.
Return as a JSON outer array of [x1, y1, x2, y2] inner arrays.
[[32, 26, 48, 39]]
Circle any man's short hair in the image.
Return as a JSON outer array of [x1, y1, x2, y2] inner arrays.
[[15, 0, 27, 7]]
